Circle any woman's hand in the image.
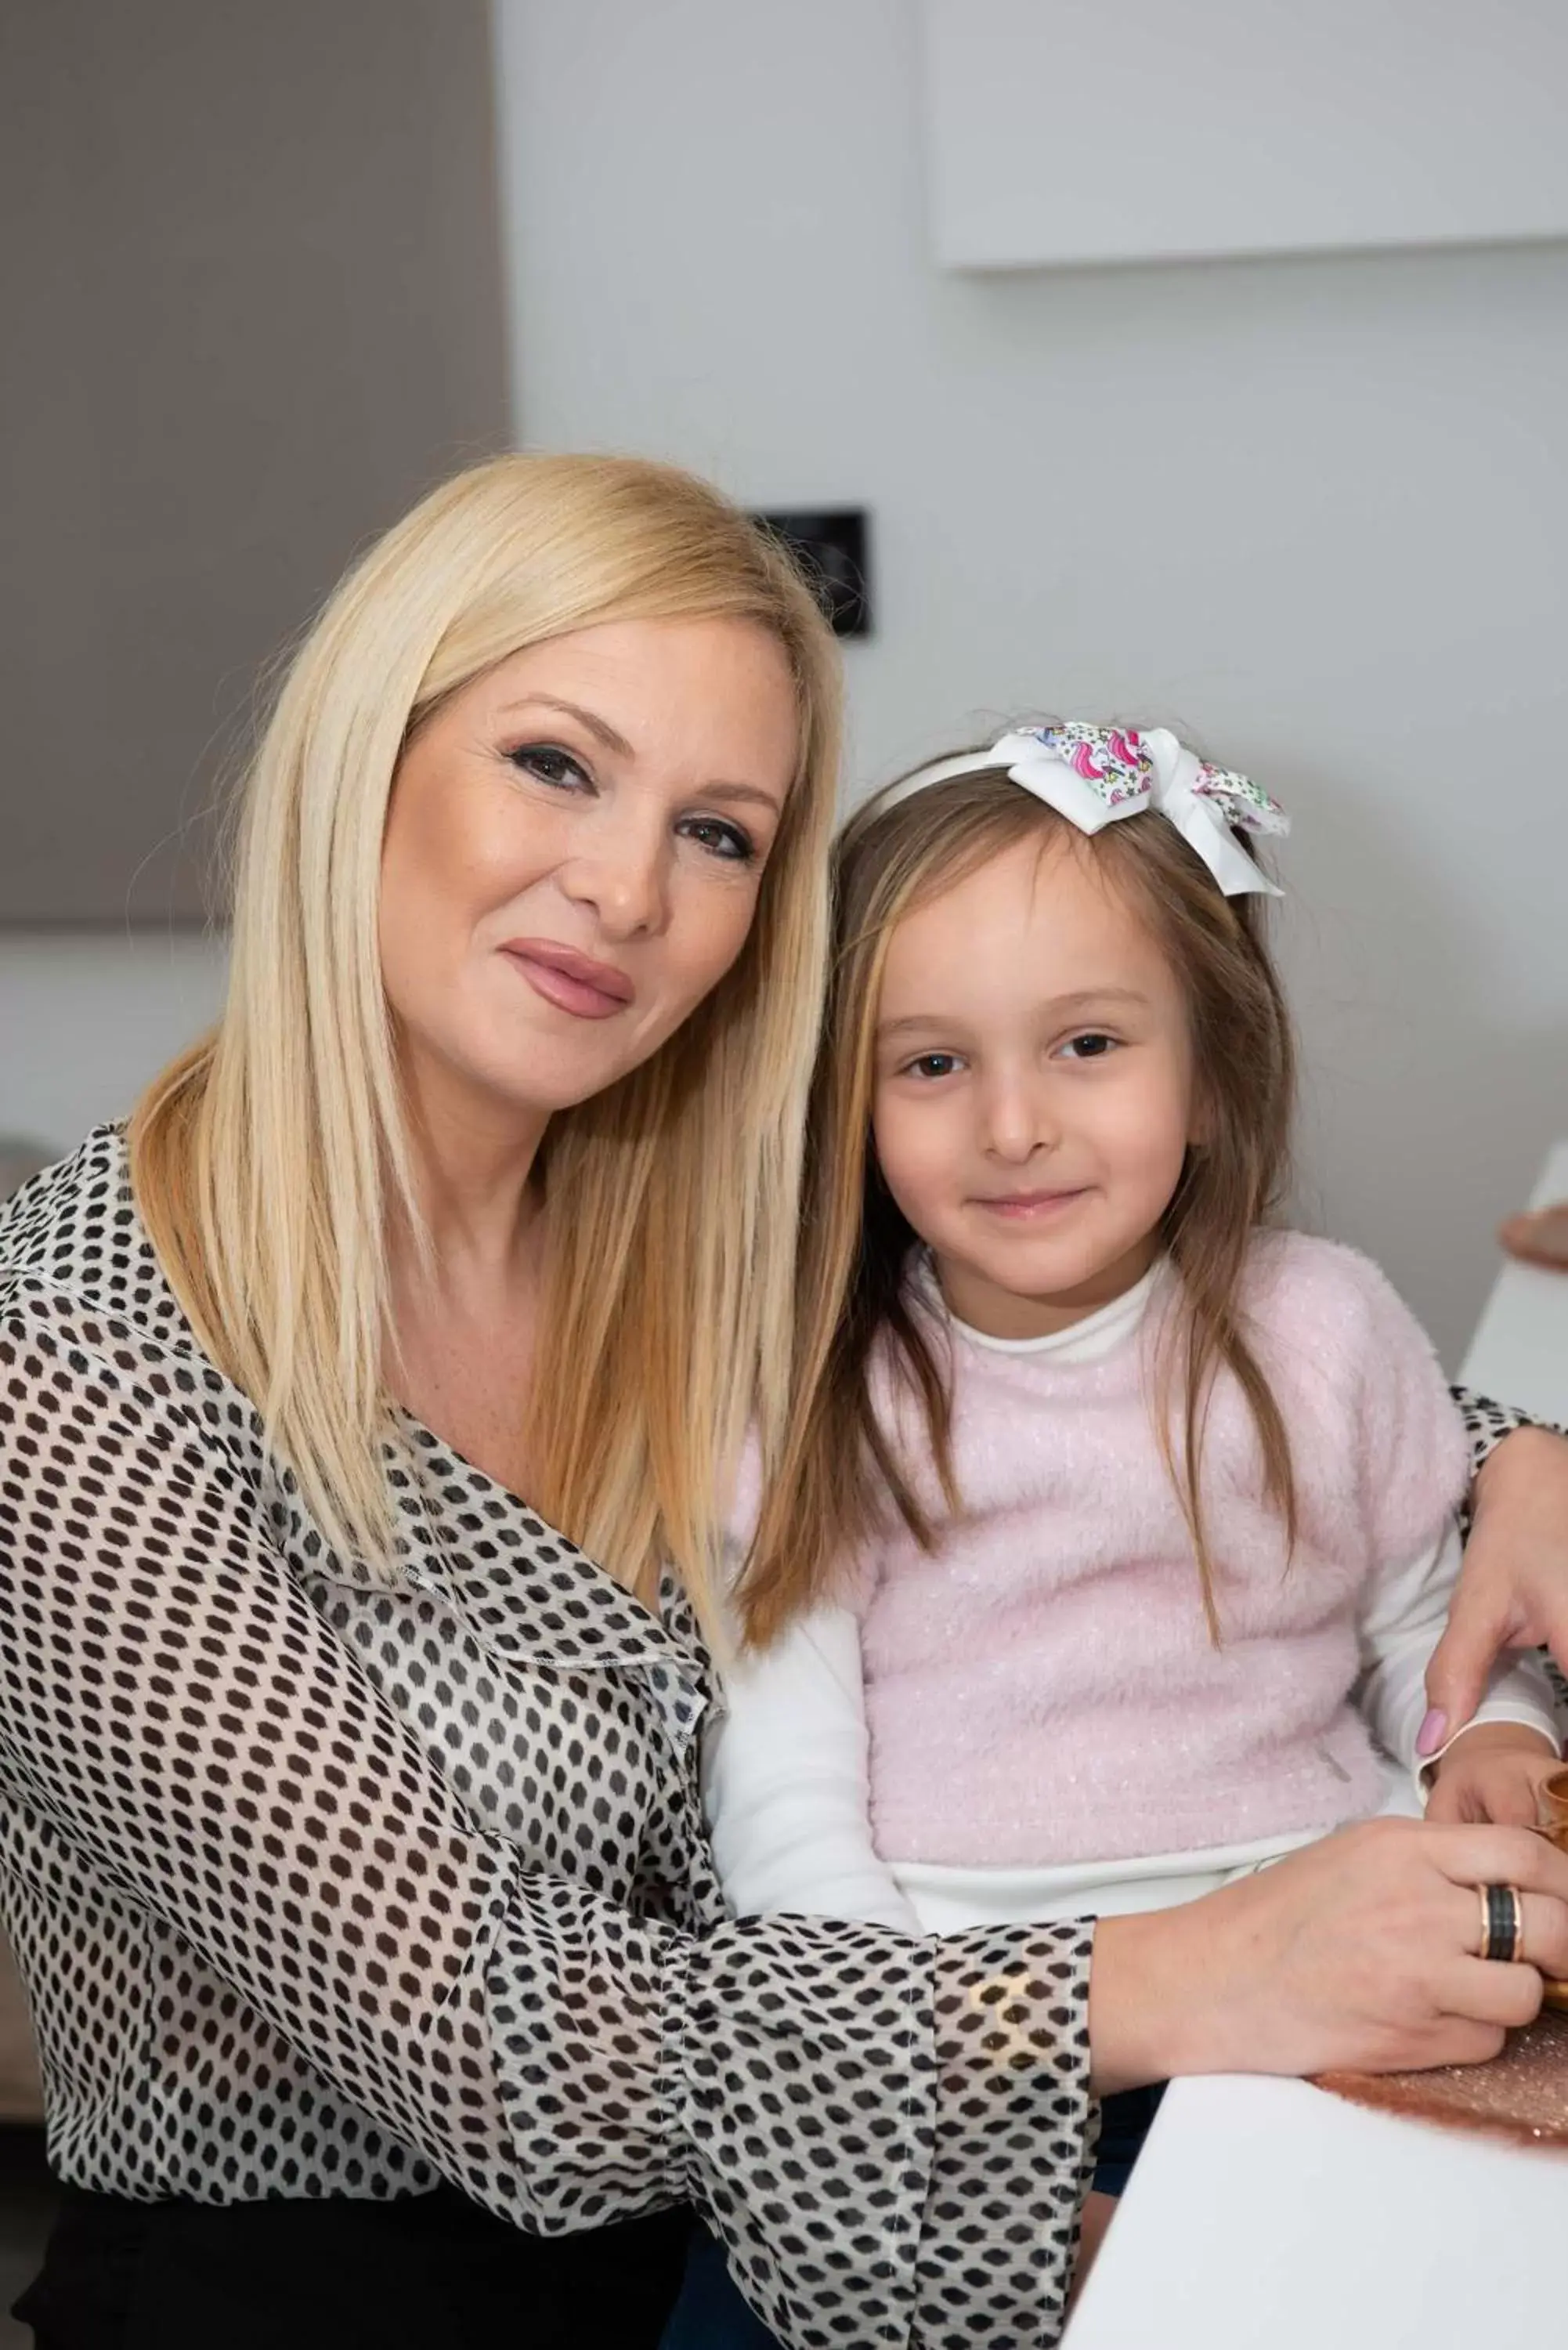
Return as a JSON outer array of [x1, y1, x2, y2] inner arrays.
[[1089, 1817, 1568, 2095], [1422, 1426, 1568, 1750]]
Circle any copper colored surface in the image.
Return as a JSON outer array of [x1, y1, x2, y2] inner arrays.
[[1537, 1782, 1568, 2006], [1541, 1768, 1568, 1838], [1316, 2005, 1568, 2150]]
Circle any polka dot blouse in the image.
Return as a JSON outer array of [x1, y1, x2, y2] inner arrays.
[[0, 1130, 1121, 2348]]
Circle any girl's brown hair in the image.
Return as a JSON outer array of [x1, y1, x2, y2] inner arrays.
[[739, 754, 1297, 1650]]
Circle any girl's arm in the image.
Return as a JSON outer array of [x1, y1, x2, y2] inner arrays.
[[705, 1603, 922, 1932]]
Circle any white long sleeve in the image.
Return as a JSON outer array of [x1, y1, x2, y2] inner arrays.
[[704, 1601, 920, 1930]]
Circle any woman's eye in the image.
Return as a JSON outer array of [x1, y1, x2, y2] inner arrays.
[[1059, 1032, 1117, 1061], [507, 743, 591, 790], [681, 815, 757, 865]]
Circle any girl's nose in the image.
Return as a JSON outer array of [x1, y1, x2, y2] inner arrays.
[[980, 1075, 1058, 1163]]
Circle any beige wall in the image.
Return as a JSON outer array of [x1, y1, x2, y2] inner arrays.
[[1, 0, 511, 924]]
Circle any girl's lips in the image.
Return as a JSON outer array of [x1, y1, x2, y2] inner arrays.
[[971, 1188, 1089, 1220], [501, 939, 634, 1021]]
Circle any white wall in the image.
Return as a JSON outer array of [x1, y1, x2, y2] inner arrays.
[[4, 1, 1563, 1370], [493, 0, 1568, 1365]]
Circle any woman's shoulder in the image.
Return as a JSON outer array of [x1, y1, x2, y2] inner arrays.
[[0, 1123, 196, 1358]]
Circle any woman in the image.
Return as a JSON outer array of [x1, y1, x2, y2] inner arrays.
[[2, 453, 1567, 2350]]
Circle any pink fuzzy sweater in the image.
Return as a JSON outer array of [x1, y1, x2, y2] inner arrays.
[[853, 1233, 1469, 1867]]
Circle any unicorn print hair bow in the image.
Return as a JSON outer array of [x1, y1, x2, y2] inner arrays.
[[880, 723, 1290, 898]]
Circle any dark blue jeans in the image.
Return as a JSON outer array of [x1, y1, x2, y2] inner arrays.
[[659, 2083, 1167, 2346], [659, 2224, 777, 2349]]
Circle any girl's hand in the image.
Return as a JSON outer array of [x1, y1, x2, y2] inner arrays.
[[1089, 1817, 1568, 2094], [1424, 1722, 1563, 1826], [1423, 1426, 1568, 1748]]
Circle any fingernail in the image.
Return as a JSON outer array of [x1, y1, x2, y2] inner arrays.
[[1417, 1708, 1448, 1758]]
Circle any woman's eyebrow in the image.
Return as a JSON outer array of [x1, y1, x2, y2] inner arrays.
[[496, 696, 782, 813], [498, 694, 635, 757], [702, 780, 785, 814]]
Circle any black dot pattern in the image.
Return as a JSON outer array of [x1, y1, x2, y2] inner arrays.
[[1451, 1390, 1568, 1715], [0, 1130, 1098, 2347], [1452, 1388, 1548, 1518]]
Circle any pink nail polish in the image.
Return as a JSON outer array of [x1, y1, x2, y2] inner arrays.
[[1417, 1708, 1448, 1757]]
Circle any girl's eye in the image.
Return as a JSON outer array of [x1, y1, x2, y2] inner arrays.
[[1059, 1032, 1118, 1061], [507, 743, 592, 791], [905, 1051, 963, 1080], [680, 814, 757, 866]]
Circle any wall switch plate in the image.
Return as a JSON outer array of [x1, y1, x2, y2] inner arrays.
[[753, 509, 871, 638]]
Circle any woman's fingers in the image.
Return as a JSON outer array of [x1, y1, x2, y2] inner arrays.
[[1422, 1582, 1519, 1757], [1434, 1956, 1545, 2033], [1412, 2017, 1510, 2070], [1428, 1822, 1568, 1902], [1429, 1857, 1568, 1987]]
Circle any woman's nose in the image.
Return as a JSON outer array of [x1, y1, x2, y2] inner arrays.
[[558, 819, 670, 939]]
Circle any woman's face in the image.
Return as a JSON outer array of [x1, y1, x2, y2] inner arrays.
[[380, 615, 800, 1130]]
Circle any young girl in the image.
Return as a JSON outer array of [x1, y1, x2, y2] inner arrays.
[[686, 721, 1562, 2334]]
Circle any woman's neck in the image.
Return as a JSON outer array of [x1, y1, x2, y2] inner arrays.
[[394, 1045, 550, 1287], [386, 1070, 551, 1499]]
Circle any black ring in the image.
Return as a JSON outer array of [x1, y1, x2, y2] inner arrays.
[[1483, 1882, 1519, 1965]]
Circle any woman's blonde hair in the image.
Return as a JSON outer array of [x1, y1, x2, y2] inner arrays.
[[740, 758, 1296, 1650], [130, 453, 842, 1635]]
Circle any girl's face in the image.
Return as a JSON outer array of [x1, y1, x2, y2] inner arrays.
[[380, 616, 800, 1139], [870, 831, 1200, 1340]]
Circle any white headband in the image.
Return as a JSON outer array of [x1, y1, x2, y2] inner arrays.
[[879, 722, 1289, 898]]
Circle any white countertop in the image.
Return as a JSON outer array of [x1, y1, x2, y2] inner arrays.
[[1063, 2071, 1568, 2348], [1458, 1139, 1568, 1423]]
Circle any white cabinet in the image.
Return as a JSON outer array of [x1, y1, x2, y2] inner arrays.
[[920, 0, 1568, 270]]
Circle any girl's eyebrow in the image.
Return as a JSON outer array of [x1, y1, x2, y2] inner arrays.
[[876, 1010, 960, 1039], [878, 986, 1148, 1039], [1044, 987, 1150, 1015]]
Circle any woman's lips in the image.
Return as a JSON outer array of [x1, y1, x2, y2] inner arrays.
[[971, 1188, 1089, 1220], [500, 939, 634, 1021]]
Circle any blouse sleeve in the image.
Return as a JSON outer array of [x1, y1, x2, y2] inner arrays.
[[0, 1307, 1094, 2348], [1451, 1386, 1566, 1490]]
